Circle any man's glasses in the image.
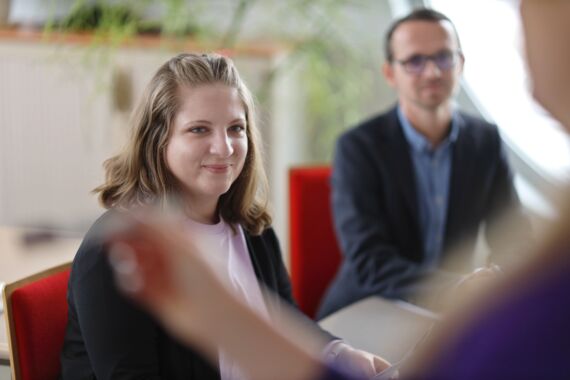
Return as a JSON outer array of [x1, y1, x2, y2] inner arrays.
[[394, 51, 461, 75]]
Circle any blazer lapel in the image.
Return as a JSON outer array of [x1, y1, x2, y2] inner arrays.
[[446, 114, 473, 235], [243, 232, 281, 316], [244, 231, 264, 281], [383, 110, 421, 238]]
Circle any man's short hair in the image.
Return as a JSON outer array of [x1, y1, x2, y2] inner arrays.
[[384, 8, 461, 62]]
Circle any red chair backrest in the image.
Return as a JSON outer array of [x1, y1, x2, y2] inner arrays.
[[289, 166, 342, 319], [3, 263, 71, 380]]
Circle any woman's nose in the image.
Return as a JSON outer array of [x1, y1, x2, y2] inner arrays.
[[209, 132, 234, 157]]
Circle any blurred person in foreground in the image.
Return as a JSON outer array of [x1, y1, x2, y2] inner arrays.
[[107, 1, 570, 379], [59, 53, 389, 380], [318, 8, 531, 319]]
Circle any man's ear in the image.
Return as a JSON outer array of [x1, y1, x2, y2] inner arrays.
[[457, 52, 465, 74], [382, 61, 396, 88]]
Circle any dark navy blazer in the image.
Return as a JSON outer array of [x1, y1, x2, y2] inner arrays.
[[317, 106, 527, 319]]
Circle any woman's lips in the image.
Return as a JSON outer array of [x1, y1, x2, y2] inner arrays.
[[203, 164, 231, 173]]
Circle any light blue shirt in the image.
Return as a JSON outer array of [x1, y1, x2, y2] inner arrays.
[[398, 106, 460, 267]]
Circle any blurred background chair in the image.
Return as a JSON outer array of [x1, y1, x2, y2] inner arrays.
[[289, 166, 342, 319], [2, 262, 71, 380]]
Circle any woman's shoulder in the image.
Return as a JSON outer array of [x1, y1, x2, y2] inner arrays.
[[78, 210, 120, 250], [70, 210, 120, 279], [244, 225, 279, 245]]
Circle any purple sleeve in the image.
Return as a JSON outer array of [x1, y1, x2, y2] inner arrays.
[[417, 254, 570, 380]]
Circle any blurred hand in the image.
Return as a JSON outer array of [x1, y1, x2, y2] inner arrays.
[[333, 342, 391, 378], [454, 264, 503, 300], [106, 211, 226, 344], [106, 212, 330, 380]]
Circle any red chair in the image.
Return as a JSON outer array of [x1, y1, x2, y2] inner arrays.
[[289, 166, 342, 319], [2, 262, 71, 380]]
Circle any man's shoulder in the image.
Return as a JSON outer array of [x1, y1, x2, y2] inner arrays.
[[456, 111, 499, 135], [455, 111, 504, 156]]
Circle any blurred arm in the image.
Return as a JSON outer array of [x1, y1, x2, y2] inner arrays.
[[521, 0, 570, 127]]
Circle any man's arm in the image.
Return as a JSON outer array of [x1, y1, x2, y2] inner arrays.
[[522, 0, 570, 128]]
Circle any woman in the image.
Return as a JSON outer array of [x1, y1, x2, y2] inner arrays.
[[106, 2, 570, 379], [60, 53, 387, 380]]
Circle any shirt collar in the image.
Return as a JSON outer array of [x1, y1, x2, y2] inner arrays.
[[397, 105, 460, 153]]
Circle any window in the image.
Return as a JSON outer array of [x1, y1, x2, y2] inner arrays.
[[428, 0, 570, 183]]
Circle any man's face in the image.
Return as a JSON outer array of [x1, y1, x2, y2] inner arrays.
[[384, 20, 464, 111]]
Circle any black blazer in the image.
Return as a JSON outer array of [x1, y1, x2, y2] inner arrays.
[[60, 211, 327, 380], [317, 106, 527, 319]]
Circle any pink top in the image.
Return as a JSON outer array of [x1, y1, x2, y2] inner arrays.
[[185, 217, 269, 380]]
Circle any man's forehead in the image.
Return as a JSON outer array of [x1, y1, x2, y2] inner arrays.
[[391, 20, 459, 57]]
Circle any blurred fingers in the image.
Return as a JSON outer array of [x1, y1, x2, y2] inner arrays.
[[373, 354, 392, 373], [109, 242, 144, 294]]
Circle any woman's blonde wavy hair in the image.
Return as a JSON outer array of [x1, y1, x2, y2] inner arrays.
[[95, 53, 271, 234]]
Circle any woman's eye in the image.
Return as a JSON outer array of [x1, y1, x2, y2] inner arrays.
[[189, 127, 207, 133], [229, 125, 246, 133]]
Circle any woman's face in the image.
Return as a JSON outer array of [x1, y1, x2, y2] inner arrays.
[[166, 84, 248, 211]]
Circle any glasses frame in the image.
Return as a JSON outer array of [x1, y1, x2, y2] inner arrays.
[[394, 50, 463, 75]]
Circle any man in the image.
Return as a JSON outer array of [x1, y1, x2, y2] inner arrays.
[[317, 8, 528, 319]]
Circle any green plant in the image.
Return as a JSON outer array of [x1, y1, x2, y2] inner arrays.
[[237, 0, 378, 161], [46, 0, 379, 161]]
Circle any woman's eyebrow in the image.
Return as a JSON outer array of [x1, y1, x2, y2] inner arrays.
[[186, 120, 213, 125]]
